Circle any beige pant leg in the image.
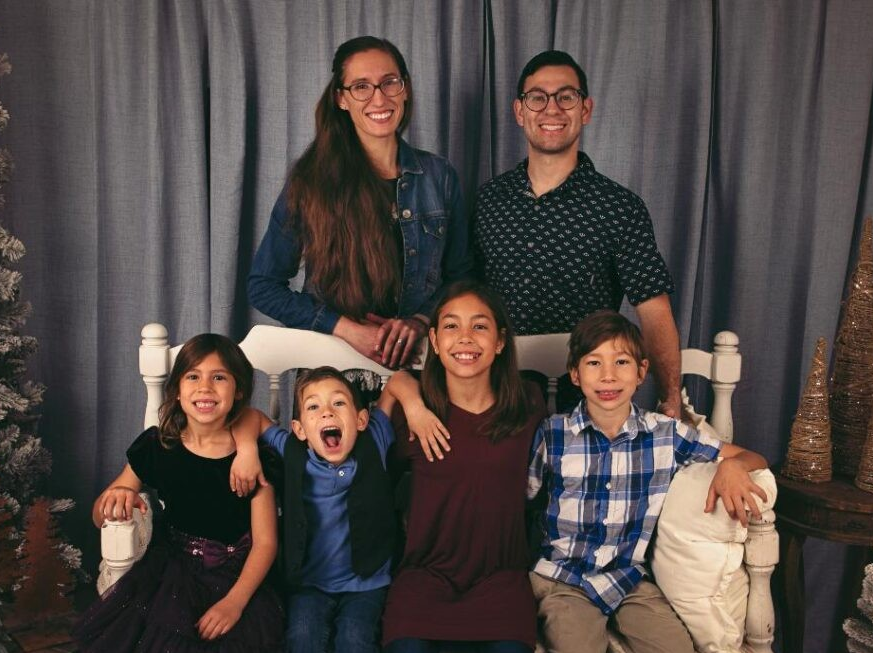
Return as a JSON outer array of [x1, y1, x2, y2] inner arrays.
[[611, 579, 694, 653], [529, 572, 609, 653]]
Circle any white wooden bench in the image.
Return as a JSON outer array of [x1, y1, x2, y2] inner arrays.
[[101, 323, 777, 653]]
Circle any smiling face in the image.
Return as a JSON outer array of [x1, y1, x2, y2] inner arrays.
[[514, 64, 593, 156], [336, 48, 407, 146], [570, 337, 648, 427], [291, 378, 368, 465], [177, 351, 241, 432], [429, 292, 505, 383]]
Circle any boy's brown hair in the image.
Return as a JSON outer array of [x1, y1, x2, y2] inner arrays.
[[567, 310, 647, 371], [293, 366, 364, 419]]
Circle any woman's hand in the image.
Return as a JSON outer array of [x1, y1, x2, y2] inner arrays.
[[333, 316, 385, 364], [197, 595, 244, 640], [98, 486, 147, 523], [406, 404, 452, 462], [367, 313, 428, 368]]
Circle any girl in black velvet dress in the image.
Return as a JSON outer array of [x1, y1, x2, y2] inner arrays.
[[73, 334, 283, 652]]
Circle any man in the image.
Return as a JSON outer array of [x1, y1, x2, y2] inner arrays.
[[473, 50, 681, 417]]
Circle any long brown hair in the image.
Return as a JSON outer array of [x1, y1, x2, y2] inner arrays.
[[421, 281, 530, 443], [286, 36, 413, 320], [157, 334, 254, 448]]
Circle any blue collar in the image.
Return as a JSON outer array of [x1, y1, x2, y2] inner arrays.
[[568, 401, 644, 443], [397, 137, 424, 176]]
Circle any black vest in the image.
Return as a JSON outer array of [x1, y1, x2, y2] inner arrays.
[[281, 429, 396, 586]]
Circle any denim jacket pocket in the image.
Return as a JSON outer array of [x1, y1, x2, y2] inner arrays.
[[420, 212, 448, 286]]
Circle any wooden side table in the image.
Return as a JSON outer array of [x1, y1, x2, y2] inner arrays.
[[774, 474, 873, 653]]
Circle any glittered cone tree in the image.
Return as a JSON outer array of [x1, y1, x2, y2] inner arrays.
[[831, 216, 873, 476], [783, 337, 832, 482], [856, 414, 873, 493]]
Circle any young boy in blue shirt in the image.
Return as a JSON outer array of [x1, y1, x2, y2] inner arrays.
[[235, 366, 407, 653], [527, 310, 768, 653]]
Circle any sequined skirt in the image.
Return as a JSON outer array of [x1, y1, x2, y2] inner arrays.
[[73, 526, 284, 652]]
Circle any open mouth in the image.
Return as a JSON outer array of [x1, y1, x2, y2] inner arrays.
[[320, 426, 342, 449], [367, 109, 394, 122], [451, 351, 481, 362], [193, 400, 217, 411]]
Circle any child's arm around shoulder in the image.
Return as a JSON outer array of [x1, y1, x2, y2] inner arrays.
[[705, 442, 769, 527], [92, 464, 146, 528], [378, 371, 451, 463], [229, 407, 276, 497], [196, 480, 277, 640]]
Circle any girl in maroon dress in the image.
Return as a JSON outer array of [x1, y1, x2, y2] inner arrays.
[[382, 281, 546, 653], [73, 334, 283, 652]]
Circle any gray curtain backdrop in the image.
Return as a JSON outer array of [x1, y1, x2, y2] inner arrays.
[[1, 1, 872, 650]]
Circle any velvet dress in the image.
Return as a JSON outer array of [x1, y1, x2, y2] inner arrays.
[[382, 397, 546, 648], [73, 427, 284, 652]]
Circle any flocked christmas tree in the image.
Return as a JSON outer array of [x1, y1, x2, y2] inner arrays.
[[0, 50, 81, 631], [844, 563, 873, 653]]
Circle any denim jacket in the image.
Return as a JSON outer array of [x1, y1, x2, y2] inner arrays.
[[248, 139, 472, 333]]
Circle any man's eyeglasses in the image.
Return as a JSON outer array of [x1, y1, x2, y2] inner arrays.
[[339, 77, 405, 102], [518, 87, 586, 112]]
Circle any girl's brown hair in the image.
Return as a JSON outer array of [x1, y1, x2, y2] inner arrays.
[[157, 334, 254, 448], [421, 280, 529, 443], [285, 36, 413, 320]]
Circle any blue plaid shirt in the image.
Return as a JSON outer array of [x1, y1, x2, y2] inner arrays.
[[527, 402, 722, 614]]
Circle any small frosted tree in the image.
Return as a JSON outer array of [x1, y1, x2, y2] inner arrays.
[[0, 49, 81, 628]]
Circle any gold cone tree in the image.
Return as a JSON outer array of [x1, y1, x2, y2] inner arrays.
[[783, 337, 832, 482], [831, 217, 873, 476], [855, 414, 873, 493]]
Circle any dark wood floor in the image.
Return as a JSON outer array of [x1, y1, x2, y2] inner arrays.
[[1, 612, 77, 652]]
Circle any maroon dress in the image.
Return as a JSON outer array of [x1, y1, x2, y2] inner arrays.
[[382, 396, 545, 647]]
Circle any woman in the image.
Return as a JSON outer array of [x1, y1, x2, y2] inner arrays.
[[248, 36, 471, 368]]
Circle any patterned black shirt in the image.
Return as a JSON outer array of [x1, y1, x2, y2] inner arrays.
[[473, 152, 674, 335]]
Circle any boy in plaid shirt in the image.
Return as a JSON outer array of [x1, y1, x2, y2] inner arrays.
[[527, 310, 768, 653]]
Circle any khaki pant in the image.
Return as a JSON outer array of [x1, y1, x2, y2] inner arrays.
[[529, 573, 694, 653]]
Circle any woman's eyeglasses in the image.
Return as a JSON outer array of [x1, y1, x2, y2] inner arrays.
[[340, 77, 405, 102]]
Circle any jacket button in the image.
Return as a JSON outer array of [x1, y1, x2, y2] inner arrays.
[[408, 248, 416, 256], [401, 208, 412, 219], [400, 182, 409, 190]]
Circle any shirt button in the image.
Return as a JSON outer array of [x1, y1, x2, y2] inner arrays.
[[401, 208, 412, 219], [605, 482, 612, 490], [338, 470, 345, 477], [534, 204, 541, 211]]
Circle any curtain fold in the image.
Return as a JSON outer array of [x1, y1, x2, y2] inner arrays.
[[2, 2, 873, 650]]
